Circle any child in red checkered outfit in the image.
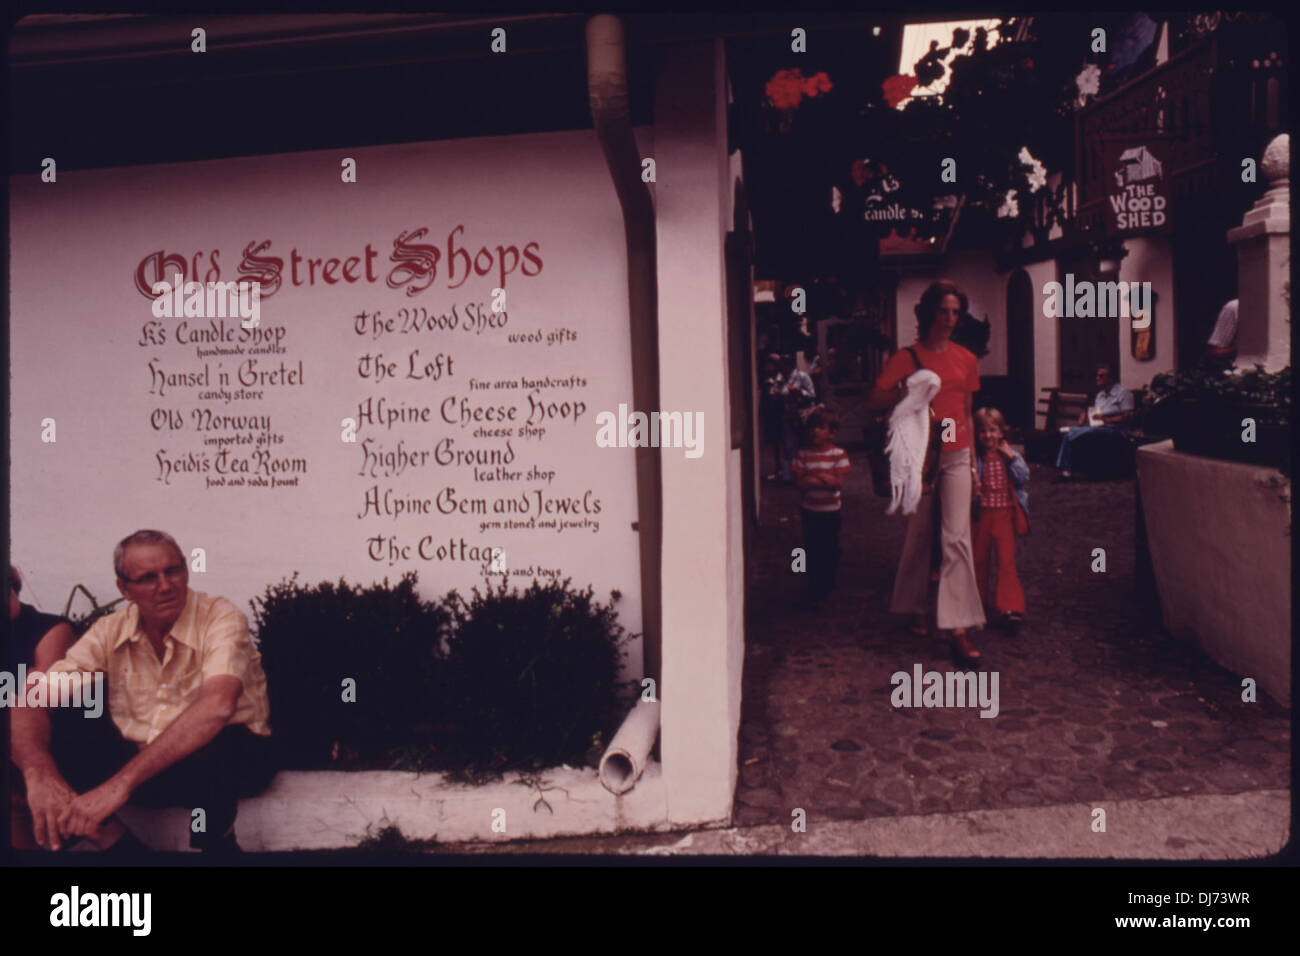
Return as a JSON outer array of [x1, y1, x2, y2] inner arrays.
[[972, 407, 1029, 632]]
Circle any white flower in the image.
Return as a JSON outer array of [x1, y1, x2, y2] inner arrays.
[[831, 185, 842, 213], [1018, 146, 1048, 193], [1076, 63, 1101, 98], [997, 189, 1020, 218]]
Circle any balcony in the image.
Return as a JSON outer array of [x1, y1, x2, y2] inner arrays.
[[1075, 32, 1286, 231], [997, 28, 1285, 268]]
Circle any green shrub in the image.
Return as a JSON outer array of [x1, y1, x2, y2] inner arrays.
[[434, 578, 632, 774], [251, 572, 447, 770], [1147, 364, 1291, 426], [1146, 365, 1291, 474]]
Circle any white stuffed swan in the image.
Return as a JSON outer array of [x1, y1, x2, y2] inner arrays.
[[885, 368, 942, 516]]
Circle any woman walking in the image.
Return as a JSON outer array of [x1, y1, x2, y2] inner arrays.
[[867, 280, 987, 662]]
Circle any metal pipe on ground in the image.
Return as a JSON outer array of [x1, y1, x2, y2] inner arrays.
[[598, 697, 660, 794]]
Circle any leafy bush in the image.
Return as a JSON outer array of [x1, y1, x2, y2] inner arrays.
[[433, 578, 632, 774], [1145, 365, 1291, 473], [249, 573, 635, 775], [1146, 364, 1291, 426], [251, 572, 447, 770]]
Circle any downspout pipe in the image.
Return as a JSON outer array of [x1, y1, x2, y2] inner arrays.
[[587, 14, 662, 792]]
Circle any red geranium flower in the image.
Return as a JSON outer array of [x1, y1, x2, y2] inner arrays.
[[765, 69, 805, 109], [882, 73, 917, 109], [802, 71, 834, 98], [766, 68, 833, 110]]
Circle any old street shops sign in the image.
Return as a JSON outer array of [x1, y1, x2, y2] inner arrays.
[[1104, 138, 1173, 236]]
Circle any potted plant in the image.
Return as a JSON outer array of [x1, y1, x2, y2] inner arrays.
[[1144, 365, 1291, 474]]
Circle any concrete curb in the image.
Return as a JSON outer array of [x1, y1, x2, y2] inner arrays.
[[117, 762, 670, 851]]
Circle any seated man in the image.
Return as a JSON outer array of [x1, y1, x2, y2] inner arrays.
[[11, 530, 274, 855], [1054, 363, 1136, 482]]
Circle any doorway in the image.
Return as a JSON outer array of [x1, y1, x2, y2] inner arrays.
[[1005, 269, 1035, 428], [1057, 258, 1119, 394]]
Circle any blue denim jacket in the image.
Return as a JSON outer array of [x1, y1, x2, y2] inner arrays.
[[973, 449, 1030, 519]]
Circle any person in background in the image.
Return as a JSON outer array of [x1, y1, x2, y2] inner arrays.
[[825, 346, 845, 385], [971, 408, 1030, 633], [761, 354, 786, 480], [1054, 362, 1136, 483], [8, 565, 77, 850], [779, 353, 816, 483], [8, 564, 76, 676], [1204, 298, 1238, 371], [807, 351, 828, 403], [866, 279, 986, 663], [791, 407, 851, 610]]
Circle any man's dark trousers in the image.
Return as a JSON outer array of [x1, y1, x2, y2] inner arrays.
[[47, 696, 275, 850]]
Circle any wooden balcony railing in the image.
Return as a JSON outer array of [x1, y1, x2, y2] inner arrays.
[[1075, 31, 1285, 225], [1000, 27, 1285, 260]]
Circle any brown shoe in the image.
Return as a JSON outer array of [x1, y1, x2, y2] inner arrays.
[[951, 630, 982, 663]]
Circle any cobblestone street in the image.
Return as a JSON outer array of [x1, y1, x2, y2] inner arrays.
[[733, 451, 1291, 845]]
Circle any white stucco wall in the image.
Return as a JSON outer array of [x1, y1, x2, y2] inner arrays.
[[1117, 235, 1176, 389], [655, 39, 744, 826], [946, 249, 1008, 375], [1138, 441, 1291, 706], [9, 130, 647, 680], [890, 248, 1007, 374], [1025, 259, 1059, 420]]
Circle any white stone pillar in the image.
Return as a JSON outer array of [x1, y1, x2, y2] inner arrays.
[[1228, 134, 1290, 371], [654, 39, 744, 826]]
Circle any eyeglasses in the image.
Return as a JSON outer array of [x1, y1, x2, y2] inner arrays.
[[121, 565, 187, 590]]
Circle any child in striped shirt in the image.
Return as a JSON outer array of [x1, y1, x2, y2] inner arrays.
[[791, 407, 851, 609]]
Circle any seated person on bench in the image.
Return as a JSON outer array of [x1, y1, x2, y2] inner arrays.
[[10, 530, 274, 856], [1054, 363, 1135, 482]]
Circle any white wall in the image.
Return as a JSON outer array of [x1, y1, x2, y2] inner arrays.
[[655, 39, 743, 826], [949, 248, 1008, 375], [1138, 442, 1291, 706], [890, 247, 1006, 374], [1025, 259, 1060, 417], [893, 274, 928, 348], [1118, 235, 1176, 389], [9, 129, 646, 679]]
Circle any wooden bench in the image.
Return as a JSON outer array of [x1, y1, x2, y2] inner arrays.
[[1027, 385, 1162, 473], [1025, 388, 1091, 462]]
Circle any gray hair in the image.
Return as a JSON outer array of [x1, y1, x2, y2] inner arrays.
[[114, 530, 184, 580]]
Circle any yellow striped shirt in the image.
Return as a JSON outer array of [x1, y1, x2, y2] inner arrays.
[[46, 589, 271, 746]]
